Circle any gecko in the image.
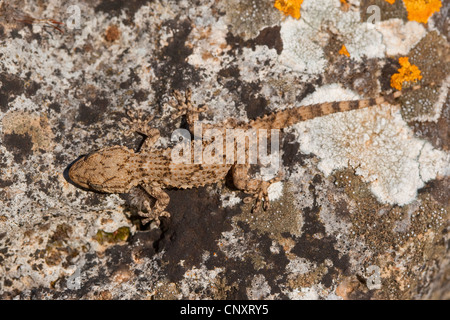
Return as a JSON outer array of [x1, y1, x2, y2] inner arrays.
[[68, 85, 421, 226]]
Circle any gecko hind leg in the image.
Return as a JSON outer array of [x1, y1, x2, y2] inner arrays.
[[121, 109, 160, 152], [169, 88, 208, 133], [231, 164, 282, 212], [138, 183, 170, 226]]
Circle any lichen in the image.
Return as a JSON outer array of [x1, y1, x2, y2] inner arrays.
[[1, 105, 54, 152], [390, 57, 422, 90], [383, 0, 442, 24], [338, 44, 350, 57], [375, 19, 426, 56], [402, 0, 442, 24], [274, 0, 304, 19], [291, 84, 449, 205], [0, 0, 448, 300], [279, 0, 385, 74], [399, 31, 450, 122], [95, 227, 130, 245], [222, 0, 282, 41], [332, 168, 449, 299], [234, 182, 303, 238]]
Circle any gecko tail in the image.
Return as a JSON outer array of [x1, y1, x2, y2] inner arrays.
[[249, 81, 433, 130], [249, 96, 389, 130]]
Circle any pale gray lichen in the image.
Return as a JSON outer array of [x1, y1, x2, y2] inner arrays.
[[279, 0, 385, 74], [291, 84, 450, 205], [180, 265, 224, 299], [246, 274, 278, 299], [375, 19, 426, 57]]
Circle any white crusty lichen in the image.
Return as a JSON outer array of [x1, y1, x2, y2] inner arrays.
[[180, 265, 224, 298], [279, 0, 385, 74], [291, 85, 450, 206], [375, 19, 426, 57], [267, 181, 284, 202], [410, 76, 450, 123], [187, 12, 230, 73], [246, 274, 278, 299]]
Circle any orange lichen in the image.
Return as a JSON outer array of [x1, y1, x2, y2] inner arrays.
[[390, 57, 422, 90], [340, 0, 350, 11], [274, 0, 304, 19], [339, 45, 350, 57], [402, 0, 442, 23]]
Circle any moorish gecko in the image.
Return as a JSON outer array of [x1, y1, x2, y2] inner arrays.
[[68, 86, 420, 226]]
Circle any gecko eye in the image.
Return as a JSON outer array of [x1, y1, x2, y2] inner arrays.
[[88, 183, 103, 190]]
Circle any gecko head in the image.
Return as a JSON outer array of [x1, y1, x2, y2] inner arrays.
[[68, 146, 136, 193]]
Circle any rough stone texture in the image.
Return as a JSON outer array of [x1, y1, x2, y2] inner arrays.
[[0, 0, 448, 300]]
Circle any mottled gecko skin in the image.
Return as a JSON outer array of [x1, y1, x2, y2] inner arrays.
[[68, 87, 409, 225], [69, 146, 232, 192]]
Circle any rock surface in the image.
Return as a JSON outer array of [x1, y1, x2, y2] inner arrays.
[[0, 0, 449, 299]]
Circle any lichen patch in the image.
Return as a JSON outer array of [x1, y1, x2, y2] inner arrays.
[[292, 85, 450, 205], [2, 108, 54, 152], [279, 0, 385, 74]]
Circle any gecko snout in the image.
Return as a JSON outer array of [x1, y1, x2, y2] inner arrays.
[[68, 155, 92, 190]]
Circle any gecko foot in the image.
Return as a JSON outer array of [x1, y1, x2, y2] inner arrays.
[[169, 89, 208, 131], [121, 109, 158, 136], [244, 175, 282, 212], [139, 201, 170, 227], [233, 165, 283, 213], [138, 183, 171, 227], [122, 108, 160, 152]]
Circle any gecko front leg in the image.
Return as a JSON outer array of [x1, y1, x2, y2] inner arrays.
[[138, 183, 170, 226], [231, 164, 282, 212], [121, 109, 160, 152], [121, 109, 169, 226]]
